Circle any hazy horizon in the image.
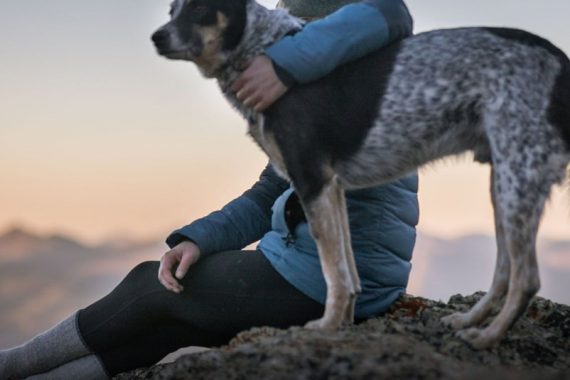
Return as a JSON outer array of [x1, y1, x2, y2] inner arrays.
[[1, 223, 568, 348], [1, 0, 570, 244]]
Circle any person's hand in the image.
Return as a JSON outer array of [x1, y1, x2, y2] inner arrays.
[[158, 240, 201, 293], [232, 55, 288, 112]]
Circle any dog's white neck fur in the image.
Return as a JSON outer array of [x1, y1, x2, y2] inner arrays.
[[215, 0, 302, 123]]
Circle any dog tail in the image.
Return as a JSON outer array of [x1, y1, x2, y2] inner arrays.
[[549, 53, 570, 152]]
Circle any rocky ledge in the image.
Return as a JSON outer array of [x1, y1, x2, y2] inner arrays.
[[116, 293, 570, 379]]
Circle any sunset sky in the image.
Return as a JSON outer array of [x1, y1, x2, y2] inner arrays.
[[1, 0, 570, 244]]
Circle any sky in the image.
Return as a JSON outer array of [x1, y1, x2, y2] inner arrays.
[[1, 0, 570, 244]]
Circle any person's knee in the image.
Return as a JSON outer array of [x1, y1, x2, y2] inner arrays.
[[123, 261, 161, 288]]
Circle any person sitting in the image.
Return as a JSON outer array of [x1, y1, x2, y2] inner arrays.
[[0, 0, 417, 378]]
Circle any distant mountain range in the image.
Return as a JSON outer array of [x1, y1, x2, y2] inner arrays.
[[0, 227, 165, 348], [0, 226, 568, 348]]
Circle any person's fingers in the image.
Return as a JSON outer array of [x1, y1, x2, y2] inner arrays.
[[237, 83, 256, 102], [159, 252, 183, 292], [233, 55, 287, 111], [254, 84, 288, 112], [243, 92, 263, 108], [231, 75, 246, 93], [253, 93, 270, 112], [162, 274, 182, 292], [232, 68, 256, 94], [232, 60, 254, 92], [243, 98, 251, 107], [176, 251, 196, 280], [159, 266, 181, 292], [254, 100, 267, 113]]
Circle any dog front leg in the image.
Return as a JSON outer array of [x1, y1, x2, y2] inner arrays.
[[332, 182, 361, 323], [302, 178, 356, 330]]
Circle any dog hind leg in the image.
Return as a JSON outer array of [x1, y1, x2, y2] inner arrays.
[[457, 162, 548, 349], [442, 167, 510, 330], [302, 177, 358, 330]]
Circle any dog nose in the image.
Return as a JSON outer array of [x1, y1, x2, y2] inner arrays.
[[151, 29, 170, 46]]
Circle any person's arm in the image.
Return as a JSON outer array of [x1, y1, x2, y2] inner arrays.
[[165, 164, 289, 255], [267, 0, 414, 85], [159, 164, 289, 292], [233, 0, 413, 111]]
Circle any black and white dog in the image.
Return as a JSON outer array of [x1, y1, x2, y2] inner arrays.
[[152, 0, 570, 349]]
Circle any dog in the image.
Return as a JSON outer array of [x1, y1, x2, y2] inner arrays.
[[152, 0, 570, 349]]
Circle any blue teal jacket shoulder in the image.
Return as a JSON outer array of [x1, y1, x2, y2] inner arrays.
[[266, 0, 413, 85]]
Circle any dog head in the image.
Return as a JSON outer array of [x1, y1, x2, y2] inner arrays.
[[152, 0, 248, 77]]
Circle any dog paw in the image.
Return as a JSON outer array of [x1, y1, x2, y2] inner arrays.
[[441, 312, 471, 331], [456, 327, 497, 350], [304, 317, 340, 331]]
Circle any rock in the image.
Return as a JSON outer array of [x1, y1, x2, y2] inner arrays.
[[115, 293, 570, 379]]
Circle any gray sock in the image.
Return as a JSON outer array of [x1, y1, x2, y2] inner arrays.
[[0, 312, 90, 378], [26, 355, 110, 380]]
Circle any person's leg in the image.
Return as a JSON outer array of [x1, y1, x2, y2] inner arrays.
[[78, 250, 324, 376], [0, 312, 91, 379], [20, 321, 225, 380], [96, 320, 231, 375], [26, 355, 107, 380]]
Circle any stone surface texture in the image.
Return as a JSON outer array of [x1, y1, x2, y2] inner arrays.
[[115, 293, 570, 380]]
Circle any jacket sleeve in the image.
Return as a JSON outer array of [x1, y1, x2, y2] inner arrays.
[[165, 164, 290, 255], [266, 0, 413, 86]]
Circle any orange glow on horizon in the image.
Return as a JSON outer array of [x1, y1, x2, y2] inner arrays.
[[1, 0, 570, 244]]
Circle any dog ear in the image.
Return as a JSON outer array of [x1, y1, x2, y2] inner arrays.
[[221, 0, 248, 50]]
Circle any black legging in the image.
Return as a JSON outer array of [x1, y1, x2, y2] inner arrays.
[[77, 250, 324, 375]]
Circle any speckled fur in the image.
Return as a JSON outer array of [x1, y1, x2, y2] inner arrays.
[[337, 28, 568, 187], [154, 0, 570, 349], [357, 28, 570, 348]]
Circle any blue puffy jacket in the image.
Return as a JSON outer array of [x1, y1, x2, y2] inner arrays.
[[166, 0, 419, 318]]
